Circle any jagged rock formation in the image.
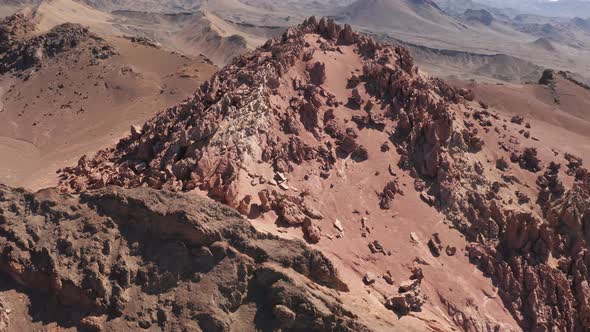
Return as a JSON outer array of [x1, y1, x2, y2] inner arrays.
[[433, 83, 590, 331], [386, 268, 426, 315], [557, 70, 590, 90], [0, 13, 114, 74], [0, 12, 36, 53], [0, 184, 367, 331], [466, 173, 590, 331], [55, 17, 590, 331], [56, 16, 466, 249]]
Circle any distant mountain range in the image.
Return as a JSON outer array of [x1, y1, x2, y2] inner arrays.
[[442, 0, 590, 18]]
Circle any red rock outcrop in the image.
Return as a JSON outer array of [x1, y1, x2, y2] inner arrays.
[[379, 180, 403, 210], [442, 134, 590, 331], [54, 16, 590, 331], [511, 147, 544, 173], [56, 17, 464, 248]]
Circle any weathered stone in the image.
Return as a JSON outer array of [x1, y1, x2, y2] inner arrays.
[[307, 61, 326, 85], [380, 180, 401, 210], [427, 233, 442, 257], [80, 316, 105, 332], [302, 218, 321, 244], [363, 272, 376, 285], [383, 271, 395, 285], [445, 245, 457, 256], [334, 219, 344, 232], [350, 88, 363, 106]]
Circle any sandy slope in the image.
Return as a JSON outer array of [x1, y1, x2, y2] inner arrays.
[[171, 9, 276, 65], [32, 0, 116, 34], [341, 0, 462, 35], [0, 6, 20, 19], [451, 77, 590, 161], [0, 35, 216, 190]]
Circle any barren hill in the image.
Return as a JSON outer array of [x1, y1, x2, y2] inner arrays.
[[171, 9, 279, 66], [0, 11, 217, 189], [339, 0, 463, 35], [0, 7, 589, 332], [52, 17, 590, 331]]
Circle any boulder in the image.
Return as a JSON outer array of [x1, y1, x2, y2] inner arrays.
[[383, 271, 395, 285], [386, 290, 425, 315], [0, 298, 8, 332], [302, 218, 321, 244], [363, 272, 376, 285], [277, 198, 307, 225], [334, 219, 344, 232], [307, 61, 326, 85], [427, 233, 443, 257], [348, 74, 361, 88], [337, 24, 355, 45], [380, 180, 401, 210], [80, 316, 104, 332], [350, 88, 363, 106], [539, 69, 555, 85], [273, 305, 296, 327]]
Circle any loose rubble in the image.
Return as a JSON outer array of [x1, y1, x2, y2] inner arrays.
[[386, 268, 426, 316]]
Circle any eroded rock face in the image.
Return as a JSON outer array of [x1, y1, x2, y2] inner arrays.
[[512, 147, 543, 173], [440, 129, 590, 331], [539, 69, 555, 86], [0, 184, 364, 331], [379, 180, 403, 210], [464, 9, 494, 26]]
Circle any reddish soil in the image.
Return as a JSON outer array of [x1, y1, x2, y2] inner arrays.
[[1, 15, 590, 332]]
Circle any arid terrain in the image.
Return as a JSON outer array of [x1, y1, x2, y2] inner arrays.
[[3, 0, 590, 82], [1, 1, 590, 332], [0, 6, 217, 189]]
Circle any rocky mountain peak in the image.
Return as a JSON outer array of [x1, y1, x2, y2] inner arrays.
[[48, 16, 590, 331], [56, 16, 460, 240]]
